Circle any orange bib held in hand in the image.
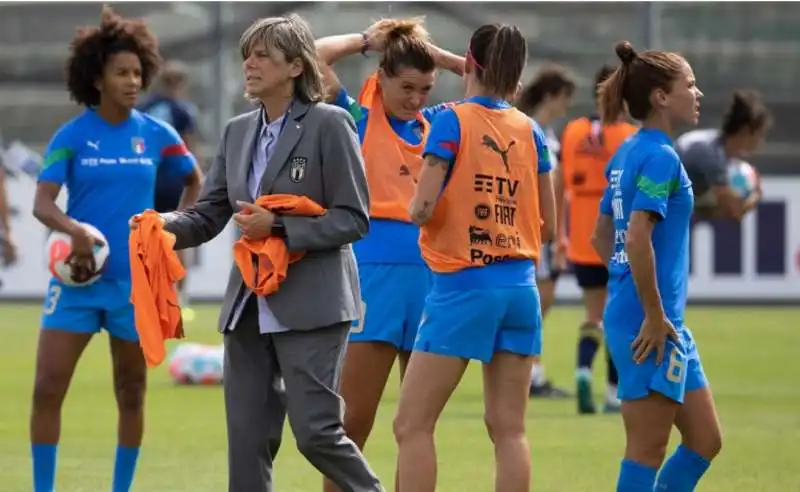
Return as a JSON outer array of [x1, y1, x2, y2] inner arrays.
[[129, 210, 186, 368], [233, 194, 326, 297]]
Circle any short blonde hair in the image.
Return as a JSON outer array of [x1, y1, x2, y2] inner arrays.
[[239, 14, 324, 103]]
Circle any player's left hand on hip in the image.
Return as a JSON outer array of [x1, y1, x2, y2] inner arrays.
[[234, 201, 275, 240], [632, 314, 679, 365]]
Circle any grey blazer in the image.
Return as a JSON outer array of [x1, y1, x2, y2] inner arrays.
[[161, 100, 369, 332]]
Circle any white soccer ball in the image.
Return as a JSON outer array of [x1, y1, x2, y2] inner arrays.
[[45, 223, 109, 286], [727, 159, 759, 199], [167, 343, 224, 385]]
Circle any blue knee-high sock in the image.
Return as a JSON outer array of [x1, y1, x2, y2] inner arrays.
[[655, 444, 711, 491], [32, 444, 58, 492], [112, 446, 140, 492], [617, 459, 657, 492]]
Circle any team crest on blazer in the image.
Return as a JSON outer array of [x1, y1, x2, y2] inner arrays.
[[290, 157, 307, 183]]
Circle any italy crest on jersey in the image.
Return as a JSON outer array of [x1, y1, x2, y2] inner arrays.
[[131, 137, 146, 155]]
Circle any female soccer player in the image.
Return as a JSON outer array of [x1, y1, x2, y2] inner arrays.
[[315, 19, 463, 491], [516, 64, 575, 398], [592, 41, 721, 491], [560, 64, 638, 414], [676, 89, 770, 220], [30, 7, 202, 492], [394, 23, 556, 492]]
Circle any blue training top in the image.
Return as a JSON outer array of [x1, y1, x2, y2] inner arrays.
[[39, 108, 196, 280], [600, 128, 694, 329]]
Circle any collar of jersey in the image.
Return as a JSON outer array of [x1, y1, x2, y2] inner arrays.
[[639, 127, 673, 145], [464, 96, 511, 110], [86, 107, 134, 128]]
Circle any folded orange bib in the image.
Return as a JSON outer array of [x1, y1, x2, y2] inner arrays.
[[233, 194, 326, 297]]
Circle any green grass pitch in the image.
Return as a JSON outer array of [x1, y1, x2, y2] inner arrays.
[[0, 304, 798, 491]]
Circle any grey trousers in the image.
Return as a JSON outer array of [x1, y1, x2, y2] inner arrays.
[[223, 297, 384, 492]]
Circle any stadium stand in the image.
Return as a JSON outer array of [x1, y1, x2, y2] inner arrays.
[[0, 2, 798, 170]]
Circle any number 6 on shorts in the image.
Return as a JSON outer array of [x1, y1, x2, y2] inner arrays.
[[665, 347, 685, 383]]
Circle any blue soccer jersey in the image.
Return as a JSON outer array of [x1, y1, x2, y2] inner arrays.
[[599, 128, 707, 404], [39, 108, 195, 280], [600, 128, 694, 328]]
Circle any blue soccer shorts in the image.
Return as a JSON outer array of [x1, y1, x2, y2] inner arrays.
[[606, 325, 708, 404], [413, 283, 543, 364], [350, 263, 432, 351], [40, 277, 138, 342]]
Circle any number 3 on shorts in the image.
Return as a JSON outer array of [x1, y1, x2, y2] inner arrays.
[[665, 347, 685, 383], [352, 300, 366, 333], [42, 285, 62, 316]]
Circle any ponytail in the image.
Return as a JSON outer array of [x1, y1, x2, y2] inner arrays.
[[598, 41, 637, 123], [469, 24, 527, 99], [378, 17, 434, 77]]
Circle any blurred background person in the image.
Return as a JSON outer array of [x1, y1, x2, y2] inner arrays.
[[676, 89, 771, 221], [560, 64, 637, 414], [138, 59, 203, 321], [515, 64, 575, 399]]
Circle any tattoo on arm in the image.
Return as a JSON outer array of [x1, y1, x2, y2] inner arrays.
[[427, 156, 450, 168], [411, 200, 433, 224], [409, 154, 450, 225]]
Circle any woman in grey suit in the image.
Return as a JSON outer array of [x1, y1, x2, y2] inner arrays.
[[143, 15, 384, 492]]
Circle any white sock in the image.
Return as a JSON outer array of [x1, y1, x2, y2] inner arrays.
[[606, 384, 620, 403], [575, 367, 592, 381], [531, 363, 546, 386]]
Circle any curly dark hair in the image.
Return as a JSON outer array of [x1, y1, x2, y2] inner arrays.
[[66, 6, 162, 107]]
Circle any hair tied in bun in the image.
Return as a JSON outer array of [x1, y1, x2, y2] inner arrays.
[[615, 40, 637, 65]]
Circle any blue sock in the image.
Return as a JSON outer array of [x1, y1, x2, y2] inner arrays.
[[655, 444, 711, 491], [112, 446, 140, 492], [617, 459, 657, 492], [32, 443, 58, 492]]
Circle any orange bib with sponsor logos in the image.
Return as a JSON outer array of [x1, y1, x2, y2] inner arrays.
[[359, 73, 429, 222], [419, 103, 542, 273], [561, 117, 637, 264]]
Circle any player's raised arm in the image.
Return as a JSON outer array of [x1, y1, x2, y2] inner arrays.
[[315, 21, 392, 103]]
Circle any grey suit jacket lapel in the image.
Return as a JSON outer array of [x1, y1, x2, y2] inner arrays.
[[240, 111, 261, 201], [259, 100, 309, 195]]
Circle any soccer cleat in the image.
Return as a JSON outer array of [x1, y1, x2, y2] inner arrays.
[[576, 375, 597, 414], [529, 380, 571, 399]]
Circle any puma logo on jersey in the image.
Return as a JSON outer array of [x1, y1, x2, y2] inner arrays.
[[87, 141, 99, 150], [482, 135, 515, 173]]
